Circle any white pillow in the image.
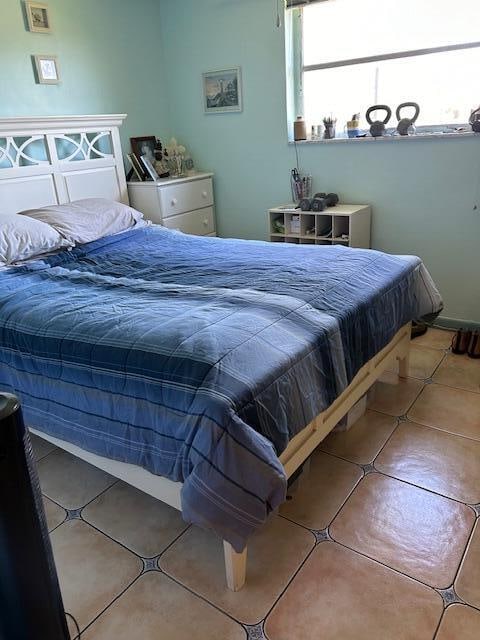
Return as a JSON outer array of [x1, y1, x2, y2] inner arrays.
[[0, 213, 71, 265], [20, 198, 144, 245]]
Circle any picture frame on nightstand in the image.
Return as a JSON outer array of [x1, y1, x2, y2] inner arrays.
[[140, 154, 160, 181]]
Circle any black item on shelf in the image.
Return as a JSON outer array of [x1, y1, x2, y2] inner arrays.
[[301, 193, 339, 212], [0, 393, 71, 640], [299, 198, 312, 211]]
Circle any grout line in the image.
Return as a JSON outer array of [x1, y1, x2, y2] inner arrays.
[[70, 571, 145, 639], [359, 466, 479, 519], [370, 418, 402, 465], [329, 535, 446, 596], [77, 478, 120, 511], [446, 519, 479, 605], [156, 570, 250, 629], [155, 524, 191, 561]]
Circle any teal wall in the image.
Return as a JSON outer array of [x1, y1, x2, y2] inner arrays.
[[0, 0, 171, 146], [159, 0, 480, 324], [0, 0, 479, 323]]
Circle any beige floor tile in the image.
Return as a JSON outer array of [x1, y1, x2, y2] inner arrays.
[[330, 474, 474, 588], [43, 496, 66, 531], [433, 354, 480, 394], [413, 328, 453, 350], [376, 422, 480, 504], [81, 572, 245, 640], [455, 519, 480, 609], [51, 520, 141, 632], [435, 605, 480, 640], [408, 384, 480, 441], [389, 346, 445, 380], [29, 431, 57, 461], [37, 449, 116, 509], [160, 516, 314, 624], [368, 372, 424, 416], [280, 451, 362, 529], [83, 481, 189, 557], [319, 410, 397, 465], [264, 542, 442, 640]]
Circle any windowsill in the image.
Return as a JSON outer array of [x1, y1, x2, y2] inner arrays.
[[289, 130, 479, 145]]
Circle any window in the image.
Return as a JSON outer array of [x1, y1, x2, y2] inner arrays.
[[287, 0, 480, 137]]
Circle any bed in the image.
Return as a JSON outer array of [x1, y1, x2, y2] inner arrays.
[[0, 115, 443, 591]]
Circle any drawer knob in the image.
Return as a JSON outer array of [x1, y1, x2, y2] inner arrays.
[[171, 198, 178, 206], [202, 191, 208, 198], [203, 219, 208, 226]]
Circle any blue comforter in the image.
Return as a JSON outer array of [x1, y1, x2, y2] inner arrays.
[[0, 227, 442, 550]]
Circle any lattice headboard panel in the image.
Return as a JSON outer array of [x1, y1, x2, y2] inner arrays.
[[0, 115, 128, 214]]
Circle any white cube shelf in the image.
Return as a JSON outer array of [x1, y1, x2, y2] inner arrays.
[[268, 204, 371, 249]]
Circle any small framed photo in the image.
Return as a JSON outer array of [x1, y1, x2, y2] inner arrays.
[[130, 136, 156, 166], [140, 155, 159, 181], [26, 2, 51, 33], [33, 55, 60, 84], [203, 67, 242, 114]]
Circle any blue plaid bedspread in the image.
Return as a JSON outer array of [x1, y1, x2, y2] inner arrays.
[[0, 227, 442, 550]]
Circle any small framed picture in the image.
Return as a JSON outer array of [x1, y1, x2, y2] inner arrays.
[[26, 2, 51, 33], [203, 67, 242, 114], [33, 55, 60, 84], [130, 136, 156, 167], [140, 155, 159, 181]]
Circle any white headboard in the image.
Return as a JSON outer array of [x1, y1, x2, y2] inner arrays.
[[0, 114, 128, 214]]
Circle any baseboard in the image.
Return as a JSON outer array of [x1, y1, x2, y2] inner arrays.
[[434, 316, 480, 330]]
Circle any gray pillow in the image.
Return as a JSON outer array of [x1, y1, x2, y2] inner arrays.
[[20, 198, 145, 245], [0, 213, 71, 265]]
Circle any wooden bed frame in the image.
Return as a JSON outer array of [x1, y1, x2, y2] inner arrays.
[[0, 115, 411, 592]]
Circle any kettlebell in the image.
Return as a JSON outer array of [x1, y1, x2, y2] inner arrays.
[[470, 106, 480, 133], [396, 102, 420, 136], [366, 105, 392, 137]]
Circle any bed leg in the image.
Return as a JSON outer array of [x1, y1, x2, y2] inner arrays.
[[398, 353, 410, 378], [223, 541, 247, 592]]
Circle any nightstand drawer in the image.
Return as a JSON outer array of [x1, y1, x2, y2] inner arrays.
[[160, 178, 213, 218], [163, 207, 215, 236]]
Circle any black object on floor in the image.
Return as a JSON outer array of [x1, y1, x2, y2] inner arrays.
[[468, 331, 480, 358], [411, 322, 428, 339], [0, 393, 71, 640], [451, 328, 472, 355]]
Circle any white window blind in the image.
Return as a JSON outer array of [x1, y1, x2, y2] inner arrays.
[[295, 0, 480, 132]]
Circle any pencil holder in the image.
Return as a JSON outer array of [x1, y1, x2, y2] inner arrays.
[[291, 173, 312, 203]]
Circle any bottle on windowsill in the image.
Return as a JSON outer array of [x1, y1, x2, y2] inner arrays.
[[294, 116, 307, 141]]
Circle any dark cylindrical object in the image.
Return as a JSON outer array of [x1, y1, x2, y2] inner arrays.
[[452, 329, 472, 355], [0, 393, 70, 640]]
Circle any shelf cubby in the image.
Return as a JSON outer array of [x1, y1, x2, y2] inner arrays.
[[268, 204, 371, 249]]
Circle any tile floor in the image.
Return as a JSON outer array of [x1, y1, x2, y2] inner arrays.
[[32, 328, 480, 639]]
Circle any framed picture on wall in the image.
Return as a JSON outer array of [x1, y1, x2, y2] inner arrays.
[[203, 67, 242, 114], [33, 55, 60, 84], [26, 2, 52, 33]]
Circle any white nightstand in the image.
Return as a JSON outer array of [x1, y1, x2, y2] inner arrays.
[[268, 203, 371, 248], [128, 172, 216, 236]]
